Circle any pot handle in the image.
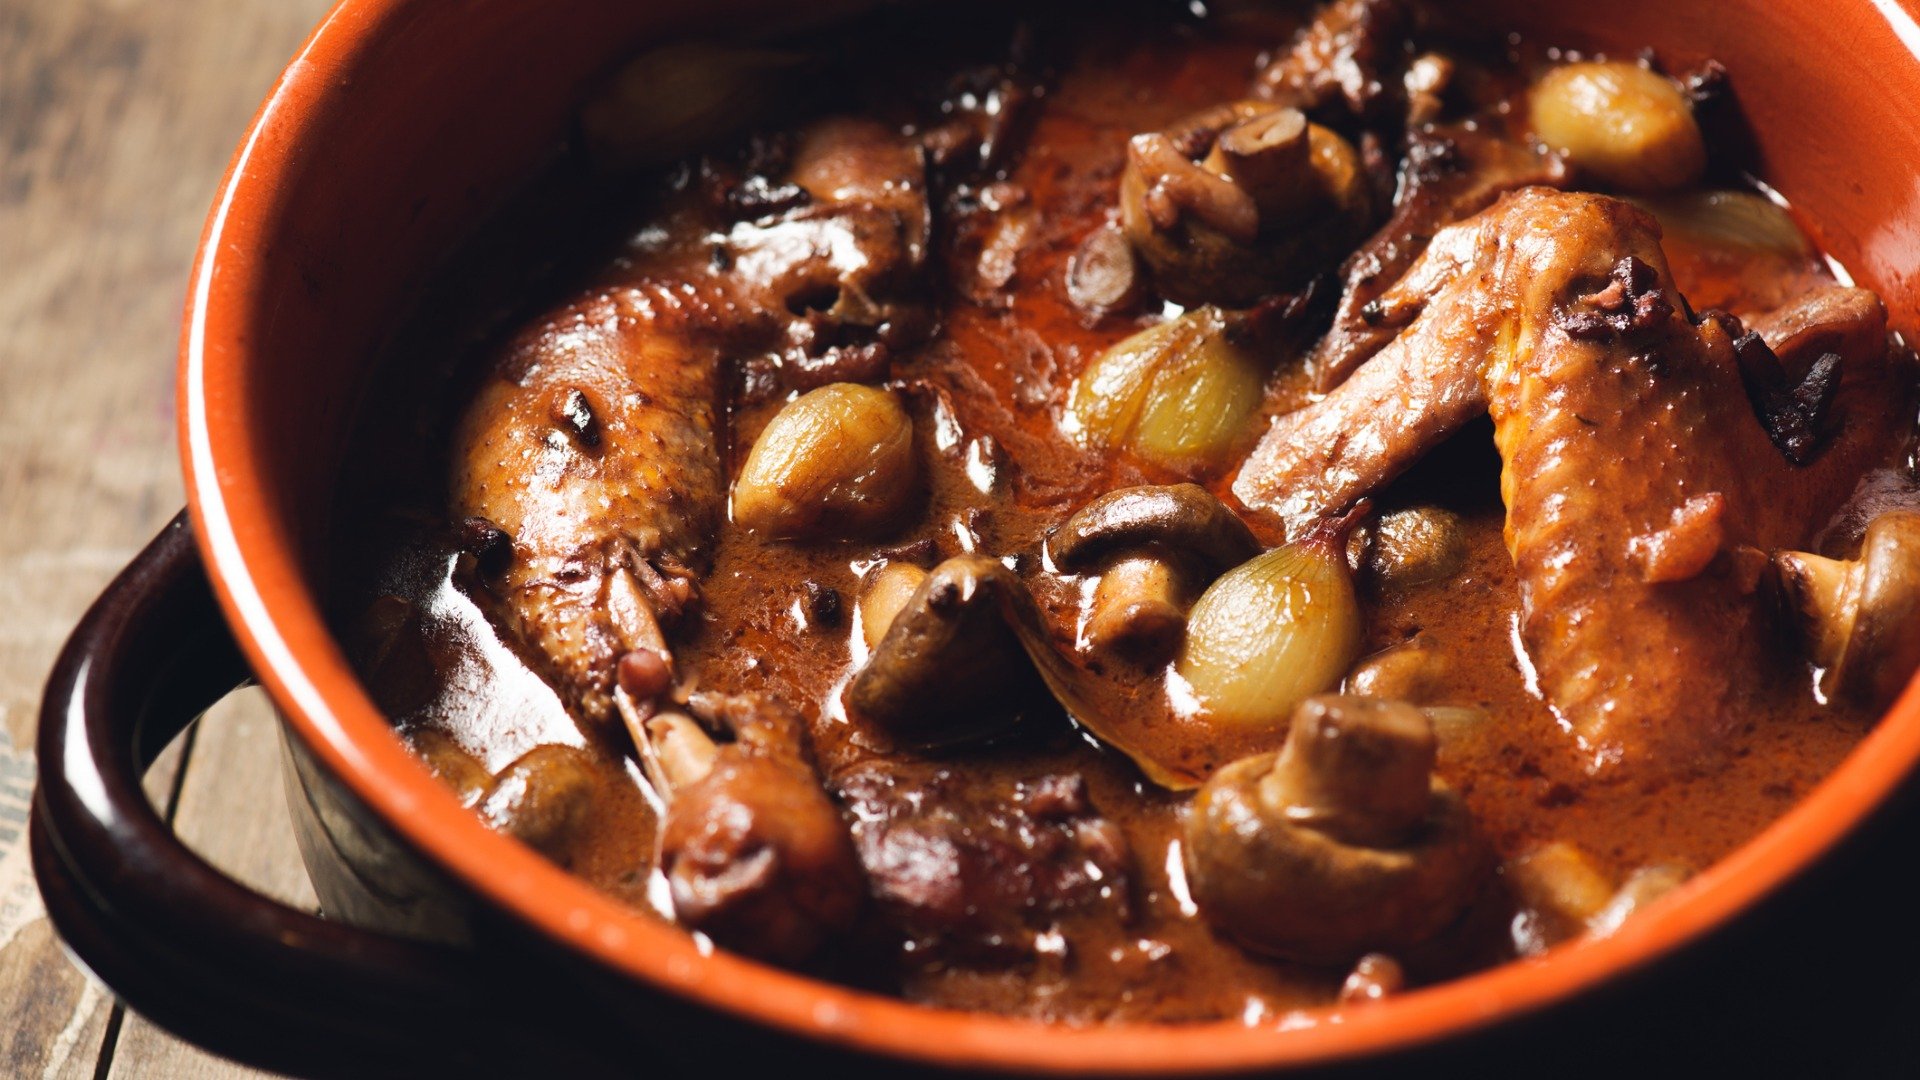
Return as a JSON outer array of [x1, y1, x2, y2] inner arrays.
[[30, 513, 545, 1077]]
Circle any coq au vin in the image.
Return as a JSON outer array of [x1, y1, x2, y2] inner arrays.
[[335, 0, 1919, 1022]]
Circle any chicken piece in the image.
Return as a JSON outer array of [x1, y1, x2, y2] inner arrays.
[[452, 118, 929, 726], [1307, 126, 1569, 391], [650, 693, 865, 965], [832, 765, 1133, 963], [1234, 189, 1899, 772]]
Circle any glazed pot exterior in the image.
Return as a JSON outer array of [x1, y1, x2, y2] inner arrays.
[[34, 0, 1920, 1074]]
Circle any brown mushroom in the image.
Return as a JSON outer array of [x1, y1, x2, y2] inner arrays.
[[1183, 694, 1488, 964], [846, 555, 1052, 747], [1065, 222, 1144, 314], [478, 744, 598, 863], [1775, 509, 1920, 706], [1048, 484, 1261, 661], [1353, 505, 1467, 590], [1049, 484, 1262, 571], [1119, 101, 1370, 305]]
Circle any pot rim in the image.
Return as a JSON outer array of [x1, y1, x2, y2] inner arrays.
[[179, 0, 1920, 1072]]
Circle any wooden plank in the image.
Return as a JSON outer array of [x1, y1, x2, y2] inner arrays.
[[108, 692, 315, 1080], [0, 0, 333, 1075]]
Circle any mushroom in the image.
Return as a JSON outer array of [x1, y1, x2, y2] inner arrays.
[[845, 554, 1053, 747], [1183, 694, 1488, 964], [1065, 222, 1143, 314], [1048, 484, 1261, 661], [1775, 509, 1920, 706], [627, 692, 865, 964], [1354, 505, 1467, 591], [857, 560, 930, 653], [477, 744, 598, 864], [1119, 101, 1370, 305]]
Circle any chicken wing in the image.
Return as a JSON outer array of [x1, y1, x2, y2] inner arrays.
[[1234, 188, 1899, 772]]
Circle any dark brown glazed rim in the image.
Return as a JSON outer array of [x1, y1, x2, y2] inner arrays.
[[27, 515, 625, 1076]]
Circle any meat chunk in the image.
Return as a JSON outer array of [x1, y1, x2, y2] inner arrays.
[[649, 692, 866, 964], [833, 765, 1133, 961], [451, 118, 930, 727], [1234, 189, 1899, 772], [1307, 125, 1568, 391], [661, 747, 865, 964]]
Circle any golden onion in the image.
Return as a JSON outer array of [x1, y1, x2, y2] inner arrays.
[[732, 383, 918, 539], [1175, 529, 1362, 732], [1529, 61, 1705, 193], [1064, 307, 1266, 474], [1633, 189, 1811, 258]]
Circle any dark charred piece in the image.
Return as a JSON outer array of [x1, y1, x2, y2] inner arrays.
[[834, 764, 1133, 962], [1251, 0, 1412, 125]]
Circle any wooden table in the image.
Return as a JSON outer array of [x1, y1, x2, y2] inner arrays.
[[1, 1, 334, 1075]]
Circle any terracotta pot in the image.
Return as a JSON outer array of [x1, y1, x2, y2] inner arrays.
[[32, 1, 1920, 1075]]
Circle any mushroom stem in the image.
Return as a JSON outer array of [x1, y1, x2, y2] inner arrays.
[[1774, 548, 1856, 667], [1203, 107, 1311, 221], [1127, 133, 1259, 242], [1182, 694, 1487, 964], [1261, 695, 1435, 847], [1775, 509, 1920, 705], [1085, 554, 1186, 661]]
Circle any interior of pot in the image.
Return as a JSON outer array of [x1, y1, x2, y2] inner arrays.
[[183, 0, 1920, 1070]]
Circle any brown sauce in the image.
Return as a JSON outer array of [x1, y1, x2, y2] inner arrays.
[[332, 1, 1905, 1026]]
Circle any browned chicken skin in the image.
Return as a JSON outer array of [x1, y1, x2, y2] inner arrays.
[[1234, 189, 1899, 772], [1307, 126, 1569, 392], [451, 118, 930, 727]]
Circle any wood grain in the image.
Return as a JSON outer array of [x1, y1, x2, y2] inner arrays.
[[0, 0, 333, 1076]]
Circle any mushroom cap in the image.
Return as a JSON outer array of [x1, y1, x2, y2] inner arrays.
[[1048, 483, 1261, 574], [846, 555, 1048, 747], [1182, 696, 1488, 964], [1836, 510, 1920, 704], [1185, 752, 1485, 964], [1118, 102, 1369, 307], [1778, 509, 1920, 706]]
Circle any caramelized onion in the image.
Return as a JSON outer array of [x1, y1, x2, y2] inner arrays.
[[1064, 307, 1266, 474], [1175, 524, 1362, 733]]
